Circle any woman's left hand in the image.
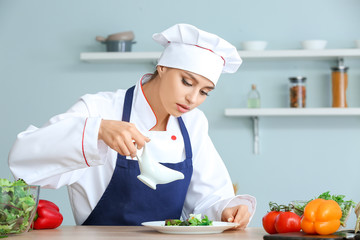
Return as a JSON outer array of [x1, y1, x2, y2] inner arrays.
[[221, 205, 251, 230]]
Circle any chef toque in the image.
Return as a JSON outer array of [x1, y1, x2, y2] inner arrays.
[[152, 23, 242, 85]]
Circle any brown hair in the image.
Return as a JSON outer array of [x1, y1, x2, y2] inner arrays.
[[148, 70, 159, 82]]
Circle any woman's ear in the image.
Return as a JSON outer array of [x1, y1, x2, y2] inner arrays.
[[156, 65, 166, 77]]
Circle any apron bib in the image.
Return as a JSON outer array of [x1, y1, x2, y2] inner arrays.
[[83, 86, 193, 225]]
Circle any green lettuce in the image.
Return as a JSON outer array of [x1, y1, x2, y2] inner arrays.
[[0, 179, 37, 238], [165, 214, 213, 226]]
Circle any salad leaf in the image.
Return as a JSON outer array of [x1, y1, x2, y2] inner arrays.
[[165, 214, 213, 226], [0, 179, 37, 237]]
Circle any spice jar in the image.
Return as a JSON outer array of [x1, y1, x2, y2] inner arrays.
[[331, 59, 348, 108], [289, 76, 306, 108]]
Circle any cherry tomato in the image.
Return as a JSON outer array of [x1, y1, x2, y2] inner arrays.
[[262, 211, 281, 234], [274, 211, 301, 233]]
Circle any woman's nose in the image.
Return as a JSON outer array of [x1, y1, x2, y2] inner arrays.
[[185, 91, 197, 104]]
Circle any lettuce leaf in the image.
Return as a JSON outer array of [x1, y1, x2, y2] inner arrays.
[[0, 179, 37, 237]]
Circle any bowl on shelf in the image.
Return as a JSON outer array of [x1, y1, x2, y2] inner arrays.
[[301, 40, 327, 50], [0, 185, 40, 237], [241, 41, 268, 51]]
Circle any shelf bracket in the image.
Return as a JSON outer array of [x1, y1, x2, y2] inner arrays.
[[252, 116, 259, 155], [337, 57, 344, 66]]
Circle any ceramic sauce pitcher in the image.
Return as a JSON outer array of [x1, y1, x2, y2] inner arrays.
[[136, 143, 184, 190]]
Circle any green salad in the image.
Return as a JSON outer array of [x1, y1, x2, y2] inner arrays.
[[291, 191, 356, 227], [165, 214, 213, 226], [0, 179, 38, 237]]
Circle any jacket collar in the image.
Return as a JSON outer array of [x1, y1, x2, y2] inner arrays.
[[132, 74, 178, 132], [131, 74, 156, 131]]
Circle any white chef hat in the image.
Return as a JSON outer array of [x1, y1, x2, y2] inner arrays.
[[152, 24, 242, 85]]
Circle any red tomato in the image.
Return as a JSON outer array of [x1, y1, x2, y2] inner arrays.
[[274, 212, 301, 233], [262, 211, 281, 234]]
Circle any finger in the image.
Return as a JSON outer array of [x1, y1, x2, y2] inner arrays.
[[221, 208, 234, 222], [233, 205, 248, 222], [132, 133, 150, 150], [124, 138, 138, 158], [111, 144, 122, 156], [230, 208, 239, 225], [234, 211, 251, 229], [233, 212, 248, 225], [133, 137, 146, 150], [117, 140, 131, 157]]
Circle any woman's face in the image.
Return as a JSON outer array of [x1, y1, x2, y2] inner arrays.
[[157, 66, 215, 117]]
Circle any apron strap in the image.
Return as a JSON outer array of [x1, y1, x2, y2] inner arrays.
[[177, 117, 192, 159], [122, 86, 135, 122]]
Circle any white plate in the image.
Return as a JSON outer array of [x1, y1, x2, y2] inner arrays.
[[141, 221, 238, 234]]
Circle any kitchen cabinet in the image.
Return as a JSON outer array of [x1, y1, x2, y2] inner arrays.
[[80, 49, 360, 155]]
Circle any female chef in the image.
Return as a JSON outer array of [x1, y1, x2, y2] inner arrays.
[[8, 24, 256, 228]]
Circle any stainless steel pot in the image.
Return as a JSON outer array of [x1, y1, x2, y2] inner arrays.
[[96, 31, 136, 52], [102, 40, 136, 52]]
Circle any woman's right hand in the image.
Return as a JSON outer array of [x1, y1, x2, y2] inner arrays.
[[98, 119, 150, 158]]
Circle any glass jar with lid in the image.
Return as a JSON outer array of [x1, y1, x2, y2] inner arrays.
[[331, 59, 348, 108], [289, 76, 306, 108]]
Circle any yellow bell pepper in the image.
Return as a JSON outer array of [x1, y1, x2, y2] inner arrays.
[[301, 198, 342, 235]]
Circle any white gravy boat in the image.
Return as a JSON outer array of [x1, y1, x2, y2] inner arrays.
[[136, 143, 184, 190]]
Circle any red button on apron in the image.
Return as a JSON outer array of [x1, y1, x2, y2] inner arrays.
[[171, 135, 177, 140]]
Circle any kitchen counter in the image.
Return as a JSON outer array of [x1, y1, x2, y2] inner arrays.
[[9, 226, 267, 239]]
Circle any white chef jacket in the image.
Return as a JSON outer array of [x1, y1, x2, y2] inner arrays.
[[8, 74, 256, 225]]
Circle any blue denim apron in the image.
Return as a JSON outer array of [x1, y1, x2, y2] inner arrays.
[[83, 86, 193, 225]]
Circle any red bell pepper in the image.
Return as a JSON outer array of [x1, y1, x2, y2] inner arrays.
[[33, 199, 63, 229]]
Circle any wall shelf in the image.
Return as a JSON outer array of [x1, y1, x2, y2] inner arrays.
[[80, 52, 161, 64], [225, 108, 360, 155], [80, 49, 360, 63], [224, 108, 360, 117], [80, 49, 360, 155]]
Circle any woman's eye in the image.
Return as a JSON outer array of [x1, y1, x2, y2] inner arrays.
[[182, 78, 192, 86], [200, 90, 209, 96]]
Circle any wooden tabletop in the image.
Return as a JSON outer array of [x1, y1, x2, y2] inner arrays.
[[8, 226, 267, 239]]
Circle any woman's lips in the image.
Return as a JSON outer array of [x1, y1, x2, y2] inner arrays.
[[176, 103, 190, 113]]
